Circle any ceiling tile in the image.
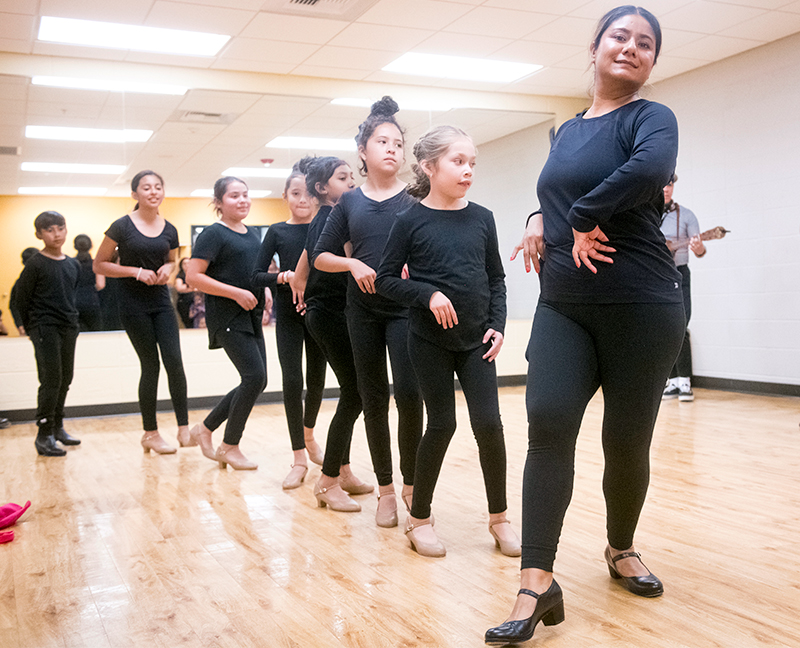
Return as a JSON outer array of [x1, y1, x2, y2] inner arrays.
[[0, 12, 36, 41], [289, 65, 371, 81], [649, 55, 710, 81], [39, 0, 154, 23], [523, 15, 597, 45], [660, 28, 709, 54], [210, 59, 295, 74], [413, 31, 513, 58], [443, 7, 556, 39], [327, 22, 434, 52], [123, 51, 215, 68], [178, 89, 262, 114], [299, 45, 397, 71], [781, 1, 800, 13], [32, 41, 128, 61], [659, 1, 767, 34], [239, 12, 348, 44], [484, 0, 587, 13], [218, 37, 319, 63], [1, 1, 37, 14], [164, 0, 266, 10], [0, 38, 31, 54], [145, 1, 256, 35], [355, 0, 473, 30], [670, 33, 764, 61], [489, 40, 585, 67], [718, 10, 800, 41]]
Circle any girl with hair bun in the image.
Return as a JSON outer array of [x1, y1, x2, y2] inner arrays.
[[252, 158, 327, 489], [376, 125, 517, 558], [186, 176, 265, 470], [314, 97, 423, 528]]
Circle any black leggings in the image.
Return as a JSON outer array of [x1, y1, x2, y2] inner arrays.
[[669, 264, 693, 378], [30, 324, 79, 431], [204, 329, 267, 446], [306, 306, 360, 478], [408, 332, 507, 519], [121, 307, 189, 431], [522, 299, 685, 571], [275, 296, 326, 451], [346, 305, 423, 487]]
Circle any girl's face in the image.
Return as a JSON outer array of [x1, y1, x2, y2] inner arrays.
[[360, 122, 404, 177], [423, 137, 476, 201], [132, 174, 165, 210], [284, 176, 313, 220], [217, 181, 251, 221], [319, 164, 355, 206], [591, 14, 656, 94]]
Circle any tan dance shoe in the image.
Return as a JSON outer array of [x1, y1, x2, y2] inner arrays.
[[314, 481, 361, 512], [141, 431, 176, 455], [489, 518, 521, 557], [282, 464, 308, 490], [215, 444, 257, 470], [339, 473, 374, 495], [405, 518, 446, 558]]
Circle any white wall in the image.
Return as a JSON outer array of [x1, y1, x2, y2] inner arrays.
[[652, 33, 800, 385]]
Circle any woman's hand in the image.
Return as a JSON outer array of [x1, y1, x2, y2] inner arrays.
[[571, 226, 615, 274], [511, 212, 545, 274], [429, 291, 458, 329], [155, 263, 172, 285], [234, 288, 258, 311], [288, 271, 306, 313], [689, 235, 706, 257], [136, 268, 158, 285], [350, 259, 377, 294], [482, 329, 504, 362]]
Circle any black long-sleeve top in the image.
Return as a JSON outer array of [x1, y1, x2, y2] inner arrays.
[[538, 99, 682, 304], [313, 187, 416, 318], [14, 253, 80, 330], [304, 205, 347, 313], [376, 201, 506, 352], [252, 221, 309, 291]]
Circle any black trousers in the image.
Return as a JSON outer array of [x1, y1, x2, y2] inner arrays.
[[30, 324, 79, 431], [346, 305, 423, 487], [669, 264, 693, 379], [204, 328, 267, 446], [306, 306, 360, 478], [121, 307, 189, 431], [274, 295, 326, 450], [407, 332, 507, 519], [522, 299, 685, 571]]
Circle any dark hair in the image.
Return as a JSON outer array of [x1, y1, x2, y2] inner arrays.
[[354, 96, 404, 176], [73, 234, 93, 262], [591, 6, 662, 62], [408, 125, 473, 199], [213, 176, 248, 215], [131, 169, 164, 210], [21, 247, 39, 264], [304, 156, 348, 200], [34, 210, 65, 232], [284, 156, 315, 194]]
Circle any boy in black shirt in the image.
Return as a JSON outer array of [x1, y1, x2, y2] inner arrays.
[[15, 211, 82, 456]]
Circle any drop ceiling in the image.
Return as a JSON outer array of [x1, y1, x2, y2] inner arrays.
[[1, 0, 799, 197]]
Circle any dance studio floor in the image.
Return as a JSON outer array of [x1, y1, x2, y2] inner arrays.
[[1, 386, 798, 648]]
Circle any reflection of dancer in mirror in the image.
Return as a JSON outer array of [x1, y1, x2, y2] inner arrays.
[[187, 177, 266, 470], [660, 174, 706, 402], [314, 97, 423, 528], [486, 7, 685, 646], [73, 234, 104, 332], [94, 170, 190, 455], [376, 125, 519, 558], [252, 160, 327, 489]]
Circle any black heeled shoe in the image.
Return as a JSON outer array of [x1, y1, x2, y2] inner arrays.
[[484, 580, 564, 646], [605, 547, 664, 597], [54, 427, 81, 446], [35, 434, 66, 457]]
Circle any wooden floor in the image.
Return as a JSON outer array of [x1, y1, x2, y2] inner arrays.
[[1, 386, 799, 648]]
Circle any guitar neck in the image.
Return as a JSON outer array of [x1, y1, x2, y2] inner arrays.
[[666, 228, 725, 252]]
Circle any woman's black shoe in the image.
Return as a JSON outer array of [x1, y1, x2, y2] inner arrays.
[[35, 434, 67, 457], [485, 580, 564, 646], [605, 547, 664, 597], [54, 427, 81, 446]]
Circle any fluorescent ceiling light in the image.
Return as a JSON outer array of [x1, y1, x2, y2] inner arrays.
[[37, 16, 230, 57], [383, 52, 542, 83], [266, 136, 356, 152], [332, 97, 454, 112], [191, 189, 271, 198], [223, 167, 291, 178], [22, 162, 126, 175], [26, 125, 152, 143], [31, 76, 188, 96], [19, 187, 107, 196]]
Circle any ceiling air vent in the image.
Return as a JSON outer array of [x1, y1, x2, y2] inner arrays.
[[260, 0, 380, 20], [0, 146, 21, 156], [170, 110, 237, 125]]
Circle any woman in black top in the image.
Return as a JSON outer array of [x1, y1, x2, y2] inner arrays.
[[186, 177, 265, 470], [94, 170, 190, 455], [174, 257, 197, 328], [486, 8, 685, 645], [73, 234, 104, 332], [253, 160, 327, 489], [377, 125, 519, 558], [314, 97, 423, 528]]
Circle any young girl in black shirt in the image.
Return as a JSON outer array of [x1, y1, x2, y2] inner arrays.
[[94, 170, 190, 455], [186, 177, 265, 470], [314, 97, 423, 528], [376, 126, 518, 557]]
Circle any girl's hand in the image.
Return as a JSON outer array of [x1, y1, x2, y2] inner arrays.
[[136, 268, 158, 285], [571, 226, 615, 274], [511, 212, 545, 274], [401, 263, 410, 280], [235, 288, 258, 311], [482, 329, 504, 362], [155, 263, 172, 285], [429, 291, 458, 329], [288, 271, 306, 312], [350, 259, 377, 294]]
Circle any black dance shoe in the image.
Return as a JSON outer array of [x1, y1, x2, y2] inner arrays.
[[35, 434, 67, 457], [605, 547, 664, 597], [484, 580, 564, 646], [54, 427, 81, 446]]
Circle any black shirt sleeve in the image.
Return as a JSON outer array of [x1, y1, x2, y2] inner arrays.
[[252, 225, 279, 290]]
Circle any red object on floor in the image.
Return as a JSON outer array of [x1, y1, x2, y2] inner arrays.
[[0, 530, 13, 544], [0, 501, 31, 529]]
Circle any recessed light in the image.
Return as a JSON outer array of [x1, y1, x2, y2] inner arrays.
[[22, 162, 127, 174], [37, 16, 230, 57], [383, 52, 542, 83], [222, 167, 292, 178], [190, 189, 272, 198], [25, 125, 152, 143], [265, 136, 357, 152], [31, 76, 188, 96], [18, 187, 107, 196]]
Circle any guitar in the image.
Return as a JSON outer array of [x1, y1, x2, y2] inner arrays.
[[666, 226, 729, 252]]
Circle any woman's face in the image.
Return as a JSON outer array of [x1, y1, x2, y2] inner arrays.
[[284, 176, 313, 219], [132, 174, 165, 209], [592, 13, 656, 94], [218, 181, 251, 221], [360, 122, 404, 177], [320, 164, 356, 205]]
